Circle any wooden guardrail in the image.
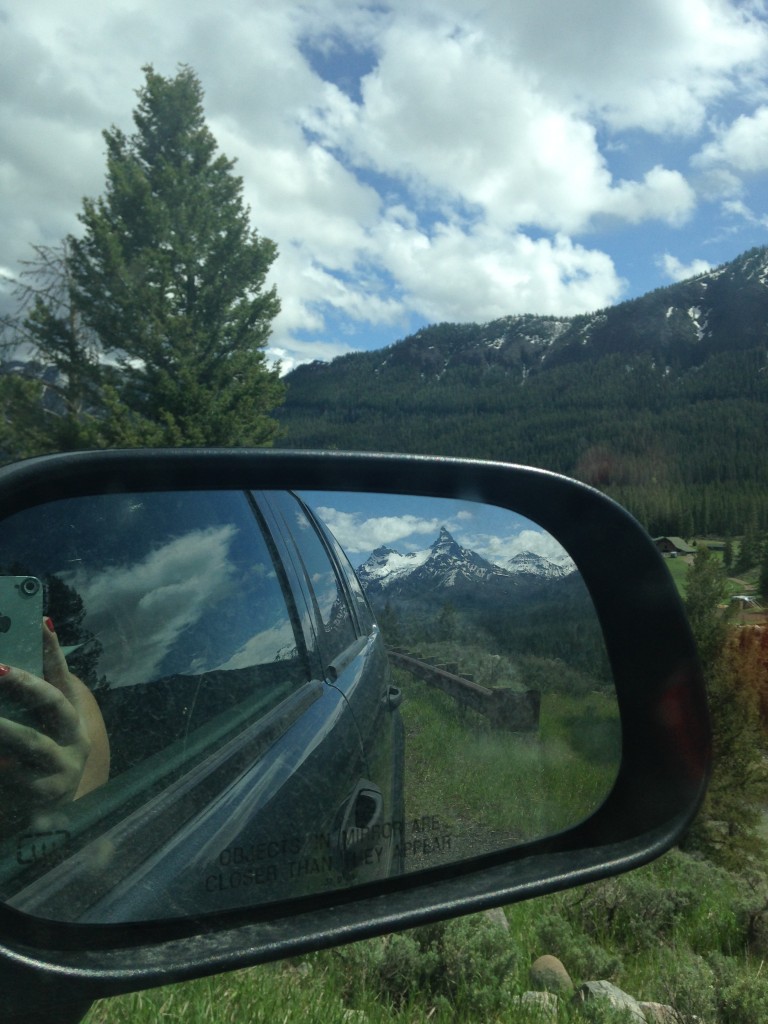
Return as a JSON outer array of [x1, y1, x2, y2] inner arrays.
[[387, 648, 540, 732]]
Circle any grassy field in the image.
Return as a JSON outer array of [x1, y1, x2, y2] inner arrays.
[[661, 543, 763, 610], [82, 840, 768, 1024], [396, 668, 620, 861], [77, 641, 768, 1024]]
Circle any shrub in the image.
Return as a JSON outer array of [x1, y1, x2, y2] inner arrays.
[[328, 913, 517, 1015], [565, 850, 746, 955], [708, 951, 768, 1024], [534, 909, 622, 982], [654, 948, 717, 1022]]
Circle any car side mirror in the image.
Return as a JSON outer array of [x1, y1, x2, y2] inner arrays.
[[0, 449, 709, 1023]]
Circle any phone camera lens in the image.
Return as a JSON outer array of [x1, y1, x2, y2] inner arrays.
[[20, 577, 40, 597]]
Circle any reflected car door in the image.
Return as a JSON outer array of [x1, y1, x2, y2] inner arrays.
[[82, 490, 398, 918], [0, 489, 397, 922], [255, 491, 405, 883]]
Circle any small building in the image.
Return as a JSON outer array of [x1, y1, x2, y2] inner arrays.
[[654, 536, 697, 557]]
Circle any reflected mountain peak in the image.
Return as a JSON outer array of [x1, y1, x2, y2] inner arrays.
[[432, 525, 458, 549], [503, 551, 576, 580], [357, 528, 573, 600]]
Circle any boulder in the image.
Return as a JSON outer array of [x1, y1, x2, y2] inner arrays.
[[747, 908, 768, 956], [574, 980, 646, 1021], [510, 991, 558, 1022], [530, 954, 573, 994]]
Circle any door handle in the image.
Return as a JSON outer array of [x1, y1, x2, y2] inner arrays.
[[385, 686, 403, 711], [334, 780, 385, 876]]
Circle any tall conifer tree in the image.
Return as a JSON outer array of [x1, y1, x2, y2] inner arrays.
[[3, 65, 284, 453]]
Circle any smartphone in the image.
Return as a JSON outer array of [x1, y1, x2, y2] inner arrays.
[[0, 576, 43, 728]]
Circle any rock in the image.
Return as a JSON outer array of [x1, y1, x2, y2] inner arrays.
[[530, 955, 573, 994], [747, 908, 768, 956], [510, 991, 558, 1022], [574, 980, 646, 1021], [482, 906, 510, 931], [638, 1002, 679, 1023]]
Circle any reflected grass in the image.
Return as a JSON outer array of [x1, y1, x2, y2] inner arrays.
[[397, 668, 620, 852]]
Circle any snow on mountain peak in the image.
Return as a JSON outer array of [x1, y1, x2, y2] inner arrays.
[[356, 527, 574, 596]]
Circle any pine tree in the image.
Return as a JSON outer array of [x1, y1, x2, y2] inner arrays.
[[684, 546, 728, 669], [2, 66, 284, 454], [736, 518, 760, 574], [683, 547, 767, 866], [0, 242, 105, 454], [759, 541, 768, 602], [722, 538, 734, 572]]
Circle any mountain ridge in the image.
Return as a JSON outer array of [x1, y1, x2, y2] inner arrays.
[[278, 246, 768, 537], [356, 525, 575, 601]]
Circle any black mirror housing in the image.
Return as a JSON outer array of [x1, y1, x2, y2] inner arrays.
[[0, 449, 709, 1014]]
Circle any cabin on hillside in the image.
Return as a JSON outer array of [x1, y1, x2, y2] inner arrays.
[[654, 536, 697, 557]]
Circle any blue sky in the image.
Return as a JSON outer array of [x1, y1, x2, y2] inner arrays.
[[2, 1, 768, 371], [298, 491, 572, 567]]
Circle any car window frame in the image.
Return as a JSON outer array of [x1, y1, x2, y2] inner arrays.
[[254, 491, 363, 675]]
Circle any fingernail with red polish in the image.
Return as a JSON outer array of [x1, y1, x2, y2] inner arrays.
[[0, 665, 10, 676], [44, 617, 55, 633]]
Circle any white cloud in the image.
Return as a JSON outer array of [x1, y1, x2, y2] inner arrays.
[[720, 198, 768, 227], [315, 508, 443, 554], [603, 167, 696, 226], [304, 24, 610, 234], [65, 525, 238, 686], [660, 253, 713, 282], [375, 221, 624, 320], [472, 0, 768, 134], [694, 105, 768, 173], [215, 620, 298, 671], [0, 267, 15, 299], [305, 20, 701, 236], [1, 1, 768, 368], [266, 338, 358, 375], [459, 527, 572, 567]]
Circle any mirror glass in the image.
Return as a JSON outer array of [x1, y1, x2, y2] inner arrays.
[[0, 488, 619, 923]]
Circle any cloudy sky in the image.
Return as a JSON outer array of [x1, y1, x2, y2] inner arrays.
[[299, 491, 572, 566], [3, 1, 768, 371]]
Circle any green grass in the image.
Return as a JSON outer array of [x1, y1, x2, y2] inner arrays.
[[397, 667, 620, 853], [662, 552, 691, 597], [82, 962, 382, 1024], [84, 846, 768, 1024], [662, 544, 756, 602], [80, 650, 768, 1024]]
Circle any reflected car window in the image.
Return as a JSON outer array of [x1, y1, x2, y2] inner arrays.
[[0, 491, 310, 774], [263, 492, 358, 663]]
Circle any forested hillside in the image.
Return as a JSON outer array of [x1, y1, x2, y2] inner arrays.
[[279, 247, 768, 537]]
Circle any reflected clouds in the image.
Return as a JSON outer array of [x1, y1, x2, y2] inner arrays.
[[465, 528, 575, 569], [63, 525, 239, 686], [312, 502, 573, 567], [315, 507, 443, 554], [216, 620, 298, 671]]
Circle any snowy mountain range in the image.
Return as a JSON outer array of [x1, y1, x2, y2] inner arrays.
[[356, 526, 574, 602]]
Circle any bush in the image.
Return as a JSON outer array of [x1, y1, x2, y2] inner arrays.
[[709, 952, 768, 1024], [654, 948, 717, 1022], [564, 850, 746, 955], [534, 909, 622, 982], [329, 912, 517, 1015]]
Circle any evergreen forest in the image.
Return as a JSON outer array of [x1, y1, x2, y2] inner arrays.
[[278, 247, 768, 538]]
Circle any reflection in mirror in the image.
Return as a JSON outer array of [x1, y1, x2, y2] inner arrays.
[[0, 489, 618, 925]]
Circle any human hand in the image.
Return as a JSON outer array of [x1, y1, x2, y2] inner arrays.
[[0, 620, 98, 830]]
